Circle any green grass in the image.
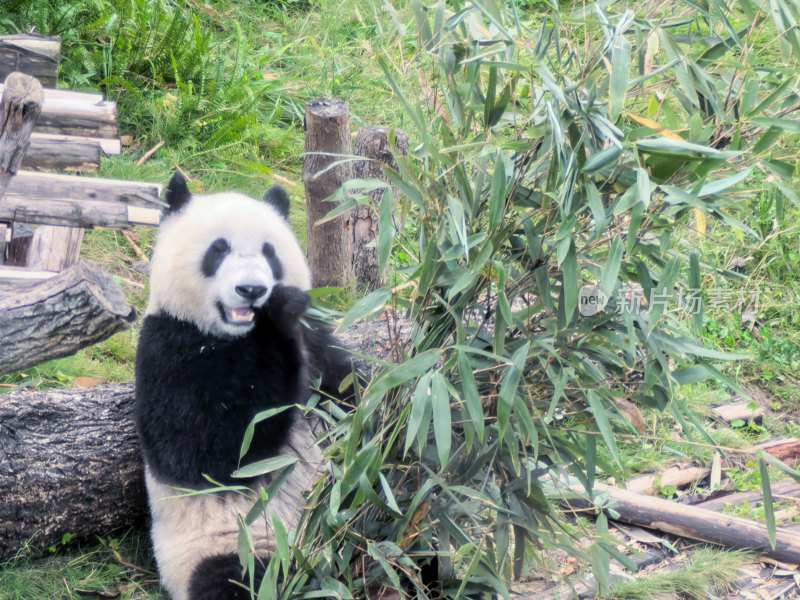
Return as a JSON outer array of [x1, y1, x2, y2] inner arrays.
[[0, 530, 165, 600]]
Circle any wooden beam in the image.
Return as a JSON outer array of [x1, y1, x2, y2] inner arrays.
[[567, 482, 800, 564], [0, 72, 43, 201], [22, 132, 101, 171], [0, 35, 60, 88], [0, 194, 161, 228], [8, 171, 162, 206], [0, 265, 57, 281], [0, 82, 117, 139]]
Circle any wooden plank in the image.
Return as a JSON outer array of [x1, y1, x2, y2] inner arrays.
[[7, 171, 162, 206], [0, 73, 43, 201], [0, 194, 161, 229], [566, 482, 800, 564], [0, 35, 60, 88], [25, 225, 84, 271], [625, 463, 711, 495], [23, 133, 101, 172], [0, 265, 57, 281], [0, 82, 117, 139]]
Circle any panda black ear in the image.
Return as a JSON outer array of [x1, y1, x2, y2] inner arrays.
[[263, 184, 290, 219], [165, 171, 192, 215]]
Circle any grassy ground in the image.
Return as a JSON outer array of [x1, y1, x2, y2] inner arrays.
[[1, 0, 800, 598]]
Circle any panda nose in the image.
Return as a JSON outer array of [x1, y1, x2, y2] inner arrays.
[[235, 284, 268, 301]]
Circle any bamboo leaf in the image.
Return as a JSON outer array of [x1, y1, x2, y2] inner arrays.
[[760, 457, 777, 551]]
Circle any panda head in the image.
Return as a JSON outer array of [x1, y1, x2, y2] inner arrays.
[[147, 172, 311, 338]]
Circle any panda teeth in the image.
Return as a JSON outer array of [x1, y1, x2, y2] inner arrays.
[[229, 307, 255, 323]]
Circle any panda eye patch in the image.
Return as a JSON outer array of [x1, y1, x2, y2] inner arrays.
[[262, 242, 283, 280], [202, 237, 231, 277]]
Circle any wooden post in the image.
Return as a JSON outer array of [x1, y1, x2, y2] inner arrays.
[[351, 127, 409, 290], [0, 35, 60, 88], [0, 72, 43, 202], [303, 98, 352, 287]]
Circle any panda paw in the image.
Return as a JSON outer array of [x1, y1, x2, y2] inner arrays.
[[267, 284, 310, 326]]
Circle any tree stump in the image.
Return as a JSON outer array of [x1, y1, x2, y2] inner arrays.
[[0, 383, 146, 560], [351, 127, 409, 290], [0, 260, 136, 376], [303, 98, 352, 287]]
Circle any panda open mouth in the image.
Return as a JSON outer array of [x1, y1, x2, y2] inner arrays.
[[218, 303, 255, 325]]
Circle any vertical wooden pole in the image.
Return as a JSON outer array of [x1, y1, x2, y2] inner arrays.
[[0, 72, 43, 202], [351, 127, 409, 290], [303, 98, 352, 288], [0, 72, 42, 269]]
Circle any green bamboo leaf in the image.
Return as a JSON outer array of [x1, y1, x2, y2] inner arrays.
[[584, 146, 622, 173], [599, 236, 623, 297], [405, 372, 432, 456], [751, 116, 800, 134], [314, 196, 357, 226], [636, 167, 651, 207], [431, 372, 452, 470], [636, 137, 739, 159], [760, 457, 777, 551], [240, 405, 294, 460], [378, 187, 394, 273], [490, 152, 507, 229], [339, 443, 379, 502], [497, 342, 529, 437], [689, 252, 703, 334], [561, 240, 579, 323], [338, 287, 392, 331], [697, 168, 752, 197], [586, 391, 621, 466], [232, 455, 299, 479], [609, 35, 631, 121], [458, 351, 485, 442]]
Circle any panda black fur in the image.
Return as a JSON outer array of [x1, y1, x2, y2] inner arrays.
[[135, 172, 352, 600]]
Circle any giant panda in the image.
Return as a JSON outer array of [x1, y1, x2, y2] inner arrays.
[[135, 172, 353, 600]]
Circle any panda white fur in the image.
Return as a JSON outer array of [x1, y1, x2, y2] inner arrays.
[[135, 172, 352, 600]]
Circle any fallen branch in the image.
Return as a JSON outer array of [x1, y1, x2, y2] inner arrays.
[[566, 482, 800, 564]]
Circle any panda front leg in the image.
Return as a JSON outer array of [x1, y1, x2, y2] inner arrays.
[[264, 284, 310, 332]]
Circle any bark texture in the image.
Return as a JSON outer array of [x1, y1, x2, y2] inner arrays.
[[0, 383, 146, 560], [350, 127, 409, 290], [0, 260, 136, 376], [303, 98, 352, 287], [0, 72, 43, 201]]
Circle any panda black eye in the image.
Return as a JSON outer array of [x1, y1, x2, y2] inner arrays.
[[262, 243, 275, 258], [212, 239, 230, 253]]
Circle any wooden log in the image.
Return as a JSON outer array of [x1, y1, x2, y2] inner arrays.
[[567, 482, 800, 563], [755, 438, 800, 466], [625, 463, 711, 495], [0, 265, 56, 281], [8, 170, 162, 206], [0, 194, 161, 229], [303, 98, 352, 287], [350, 127, 409, 290], [0, 35, 60, 88], [0, 382, 147, 561], [0, 72, 43, 201], [0, 82, 117, 139], [0, 260, 135, 376], [22, 132, 103, 171]]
